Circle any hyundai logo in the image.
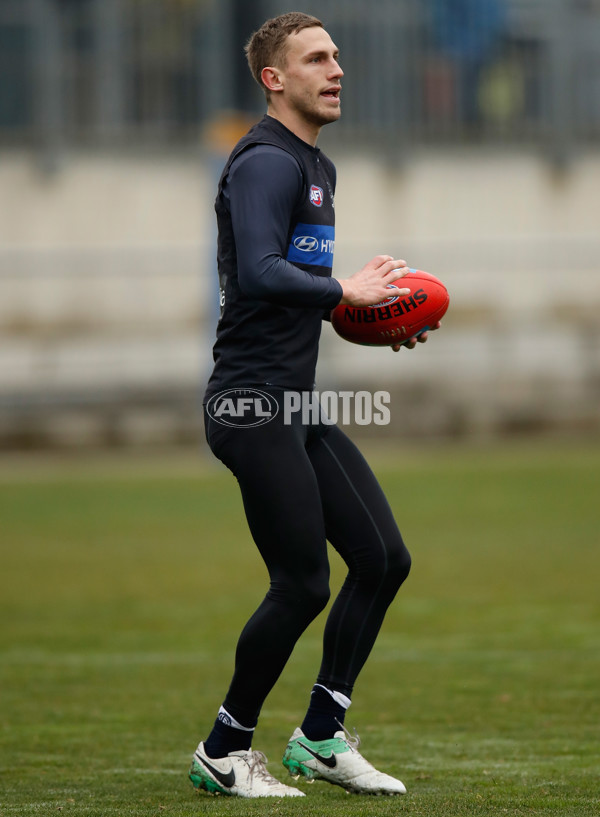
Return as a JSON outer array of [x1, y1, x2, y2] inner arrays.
[[293, 236, 319, 252]]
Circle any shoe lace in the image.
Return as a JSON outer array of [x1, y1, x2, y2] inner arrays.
[[246, 750, 282, 787], [335, 719, 361, 751]]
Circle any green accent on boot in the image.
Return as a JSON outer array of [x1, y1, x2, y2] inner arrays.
[[282, 752, 317, 779], [282, 734, 350, 778], [189, 759, 230, 795]]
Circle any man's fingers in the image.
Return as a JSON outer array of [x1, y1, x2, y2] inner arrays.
[[374, 254, 397, 266], [391, 322, 442, 352], [384, 261, 408, 276], [374, 256, 407, 272], [382, 261, 410, 297], [386, 285, 411, 297]]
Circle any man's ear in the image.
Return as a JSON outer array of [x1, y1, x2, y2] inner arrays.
[[261, 66, 284, 93]]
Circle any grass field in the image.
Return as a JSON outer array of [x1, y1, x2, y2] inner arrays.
[[1, 437, 599, 816]]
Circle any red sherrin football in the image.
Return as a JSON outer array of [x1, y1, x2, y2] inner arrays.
[[330, 269, 449, 347]]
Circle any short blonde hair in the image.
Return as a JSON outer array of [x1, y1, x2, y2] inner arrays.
[[245, 12, 323, 100]]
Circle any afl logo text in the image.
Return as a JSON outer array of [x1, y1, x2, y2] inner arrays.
[[309, 185, 324, 207], [206, 388, 279, 428]]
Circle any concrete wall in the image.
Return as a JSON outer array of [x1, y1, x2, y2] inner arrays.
[[1, 147, 599, 446]]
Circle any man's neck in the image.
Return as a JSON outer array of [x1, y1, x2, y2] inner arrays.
[[266, 108, 320, 147]]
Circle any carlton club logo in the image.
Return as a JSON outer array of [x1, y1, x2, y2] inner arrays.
[[309, 185, 324, 207]]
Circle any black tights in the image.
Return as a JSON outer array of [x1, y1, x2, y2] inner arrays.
[[203, 390, 411, 727]]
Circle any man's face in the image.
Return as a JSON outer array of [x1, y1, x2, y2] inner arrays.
[[277, 26, 343, 128]]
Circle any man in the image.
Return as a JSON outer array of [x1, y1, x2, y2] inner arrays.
[[190, 12, 436, 799]]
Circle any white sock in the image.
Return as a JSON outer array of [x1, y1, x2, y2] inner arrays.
[[314, 683, 352, 710], [217, 705, 255, 732]]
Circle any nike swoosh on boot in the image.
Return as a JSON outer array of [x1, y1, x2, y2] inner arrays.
[[196, 754, 236, 788]]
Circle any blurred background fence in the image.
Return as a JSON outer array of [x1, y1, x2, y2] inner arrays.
[[1, 0, 600, 448], [3, 0, 600, 160]]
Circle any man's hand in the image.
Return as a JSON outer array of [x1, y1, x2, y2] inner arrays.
[[391, 321, 442, 352], [339, 255, 410, 307]]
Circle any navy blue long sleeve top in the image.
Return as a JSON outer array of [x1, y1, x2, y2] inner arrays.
[[205, 116, 342, 398]]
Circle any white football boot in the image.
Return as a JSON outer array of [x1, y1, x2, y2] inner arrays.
[[282, 725, 407, 795], [189, 741, 304, 798]]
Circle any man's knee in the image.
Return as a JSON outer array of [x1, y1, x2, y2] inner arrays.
[[359, 539, 411, 590], [268, 572, 330, 622], [293, 572, 331, 619], [389, 543, 411, 586]]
